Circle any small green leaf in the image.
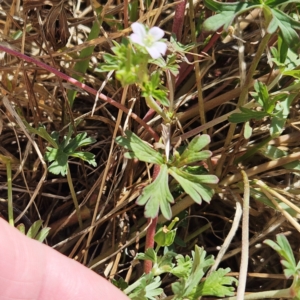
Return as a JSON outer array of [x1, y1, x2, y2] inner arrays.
[[45, 147, 68, 176], [26, 220, 43, 239], [203, 0, 260, 31], [171, 255, 193, 278], [196, 268, 238, 297], [35, 227, 50, 243], [265, 234, 299, 278], [16, 223, 25, 235], [229, 108, 268, 123], [24, 123, 58, 148], [136, 248, 157, 263], [154, 251, 177, 275], [169, 167, 217, 204], [71, 151, 97, 166], [244, 121, 252, 139], [269, 9, 300, 51], [116, 130, 164, 165], [64, 132, 96, 153], [142, 71, 169, 106], [184, 246, 214, 297], [137, 164, 174, 219]]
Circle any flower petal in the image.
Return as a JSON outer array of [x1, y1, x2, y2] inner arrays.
[[131, 22, 146, 39], [146, 45, 164, 59], [154, 41, 167, 55], [148, 27, 165, 41], [129, 33, 144, 46]]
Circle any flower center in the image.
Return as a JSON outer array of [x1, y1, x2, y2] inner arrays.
[[143, 34, 155, 47]]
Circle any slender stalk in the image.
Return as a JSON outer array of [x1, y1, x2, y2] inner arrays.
[[67, 165, 82, 229], [224, 288, 292, 300], [236, 170, 250, 300]]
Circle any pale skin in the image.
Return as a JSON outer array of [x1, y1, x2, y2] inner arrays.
[[0, 218, 129, 300]]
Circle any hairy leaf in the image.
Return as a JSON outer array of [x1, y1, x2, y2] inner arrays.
[[169, 167, 217, 204], [137, 164, 174, 219], [116, 130, 164, 165]]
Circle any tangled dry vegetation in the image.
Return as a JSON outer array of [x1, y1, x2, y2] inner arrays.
[[0, 0, 300, 297]]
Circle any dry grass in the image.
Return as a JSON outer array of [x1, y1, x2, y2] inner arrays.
[[0, 0, 300, 297]]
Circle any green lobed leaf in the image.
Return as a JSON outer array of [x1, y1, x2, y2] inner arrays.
[[70, 151, 97, 167], [116, 130, 164, 165], [270, 94, 295, 136], [45, 147, 69, 176], [265, 235, 299, 278], [136, 248, 157, 263], [184, 246, 214, 297], [203, 0, 260, 31], [154, 251, 177, 275], [269, 9, 300, 50], [195, 268, 238, 297], [254, 81, 269, 110], [142, 71, 169, 106], [175, 135, 212, 166], [137, 164, 174, 219], [169, 167, 217, 203], [170, 255, 193, 279], [64, 132, 96, 154]]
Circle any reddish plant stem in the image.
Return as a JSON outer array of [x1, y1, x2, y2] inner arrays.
[[172, 0, 187, 41], [0, 44, 159, 142]]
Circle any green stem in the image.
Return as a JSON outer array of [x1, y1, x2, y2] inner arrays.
[[224, 287, 292, 299], [145, 96, 169, 122], [66, 165, 82, 229]]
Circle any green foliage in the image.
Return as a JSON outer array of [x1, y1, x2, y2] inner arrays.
[[229, 80, 294, 137], [17, 220, 50, 243], [126, 245, 237, 299], [45, 129, 97, 176], [116, 131, 218, 219], [137, 164, 174, 220], [99, 40, 148, 86], [97, 28, 172, 117], [265, 235, 300, 279], [25, 122, 97, 176], [265, 235, 300, 298], [116, 130, 164, 165], [203, 0, 300, 51], [142, 71, 169, 106], [154, 225, 177, 247]]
